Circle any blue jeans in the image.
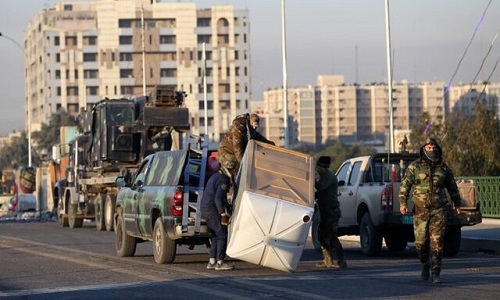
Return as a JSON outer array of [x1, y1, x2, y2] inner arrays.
[[202, 209, 228, 261]]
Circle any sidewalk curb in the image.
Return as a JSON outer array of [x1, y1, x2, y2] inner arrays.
[[480, 218, 500, 225], [460, 237, 500, 255]]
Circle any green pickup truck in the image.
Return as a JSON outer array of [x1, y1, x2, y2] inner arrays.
[[114, 138, 217, 264]]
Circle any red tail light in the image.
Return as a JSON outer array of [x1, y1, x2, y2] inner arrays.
[[381, 185, 393, 211], [172, 189, 183, 216]]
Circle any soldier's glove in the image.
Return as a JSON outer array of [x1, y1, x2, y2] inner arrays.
[[221, 214, 229, 226]]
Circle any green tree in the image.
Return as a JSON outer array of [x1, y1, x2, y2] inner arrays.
[[313, 142, 374, 172], [407, 111, 445, 153], [31, 110, 78, 158], [0, 131, 29, 171], [443, 105, 500, 176], [409, 105, 500, 176]]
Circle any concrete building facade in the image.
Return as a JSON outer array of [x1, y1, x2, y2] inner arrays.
[[262, 76, 500, 149], [24, 0, 250, 142]]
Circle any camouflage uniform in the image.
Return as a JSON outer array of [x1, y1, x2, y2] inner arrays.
[[399, 138, 461, 281], [315, 156, 346, 268], [217, 113, 274, 171]]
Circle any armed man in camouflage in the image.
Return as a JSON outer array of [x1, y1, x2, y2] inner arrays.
[[399, 138, 461, 284], [217, 113, 274, 173], [314, 156, 347, 269]]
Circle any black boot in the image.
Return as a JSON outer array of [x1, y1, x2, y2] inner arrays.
[[430, 251, 442, 284], [421, 263, 430, 281], [431, 272, 441, 284], [417, 248, 430, 281]]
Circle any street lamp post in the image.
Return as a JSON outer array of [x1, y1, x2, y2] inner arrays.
[[0, 32, 32, 167]]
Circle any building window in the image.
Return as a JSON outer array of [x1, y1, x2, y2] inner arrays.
[[83, 53, 97, 62], [161, 52, 176, 61], [119, 53, 132, 61], [120, 69, 133, 78], [160, 68, 177, 78], [64, 4, 72, 11], [197, 51, 212, 60], [55, 70, 61, 79], [67, 103, 79, 114], [86, 86, 99, 96], [67, 86, 78, 96], [198, 100, 213, 110], [217, 34, 229, 45], [160, 35, 176, 44], [119, 36, 133, 45], [197, 18, 211, 27], [217, 18, 229, 28], [219, 83, 230, 93], [57, 87, 61, 96], [54, 36, 60, 46], [65, 36, 77, 47], [118, 19, 132, 28], [121, 86, 133, 95], [197, 35, 211, 44], [83, 36, 97, 46], [84, 69, 98, 79], [198, 67, 212, 77]]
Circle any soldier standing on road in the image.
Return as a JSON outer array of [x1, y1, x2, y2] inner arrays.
[[314, 156, 347, 269], [201, 166, 235, 271], [217, 113, 274, 173], [399, 138, 461, 284]]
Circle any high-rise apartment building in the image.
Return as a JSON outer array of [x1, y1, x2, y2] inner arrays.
[[263, 76, 500, 150], [24, 0, 250, 142], [448, 82, 500, 116]]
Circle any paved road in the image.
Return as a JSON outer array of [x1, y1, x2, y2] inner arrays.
[[461, 218, 500, 255], [1, 222, 499, 300]]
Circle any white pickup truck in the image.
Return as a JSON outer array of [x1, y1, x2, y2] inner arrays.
[[335, 153, 482, 256]]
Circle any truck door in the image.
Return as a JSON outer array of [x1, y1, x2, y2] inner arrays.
[[123, 160, 149, 235], [336, 160, 361, 225]]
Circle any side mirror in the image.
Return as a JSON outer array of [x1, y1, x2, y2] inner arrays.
[[115, 176, 126, 187], [136, 180, 144, 188]]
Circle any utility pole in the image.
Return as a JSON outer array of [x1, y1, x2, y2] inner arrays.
[[281, 0, 289, 148], [384, 0, 395, 153]]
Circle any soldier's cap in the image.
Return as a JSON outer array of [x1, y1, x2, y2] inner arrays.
[[424, 138, 438, 146], [317, 156, 331, 168], [249, 114, 260, 127]]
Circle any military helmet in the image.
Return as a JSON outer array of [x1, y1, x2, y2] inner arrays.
[[249, 114, 260, 128]]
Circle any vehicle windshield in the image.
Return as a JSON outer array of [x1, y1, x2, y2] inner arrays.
[[369, 157, 415, 183], [107, 107, 134, 126]]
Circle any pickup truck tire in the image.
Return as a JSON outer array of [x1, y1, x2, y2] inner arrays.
[[384, 232, 408, 252], [95, 194, 105, 231], [68, 203, 83, 228], [443, 226, 461, 257], [153, 218, 176, 264], [115, 214, 136, 257], [105, 193, 116, 232], [360, 212, 383, 256]]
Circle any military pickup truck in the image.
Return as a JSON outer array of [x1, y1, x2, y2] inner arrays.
[[114, 136, 218, 264], [335, 153, 482, 256]]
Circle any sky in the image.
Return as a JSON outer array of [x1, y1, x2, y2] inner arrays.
[[1, 0, 499, 136]]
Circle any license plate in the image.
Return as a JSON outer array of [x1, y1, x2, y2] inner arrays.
[[402, 215, 413, 225]]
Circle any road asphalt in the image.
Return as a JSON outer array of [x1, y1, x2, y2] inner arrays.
[[337, 218, 500, 255], [460, 218, 500, 255]]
